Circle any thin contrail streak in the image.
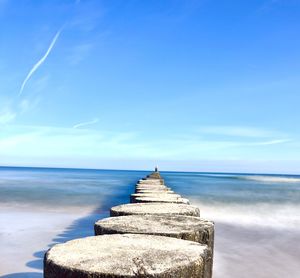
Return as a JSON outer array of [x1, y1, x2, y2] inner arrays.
[[73, 118, 99, 129], [19, 29, 62, 97]]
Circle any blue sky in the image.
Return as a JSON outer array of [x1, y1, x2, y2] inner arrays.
[[0, 0, 300, 173]]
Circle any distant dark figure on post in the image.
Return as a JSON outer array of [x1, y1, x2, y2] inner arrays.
[[155, 166, 158, 172]]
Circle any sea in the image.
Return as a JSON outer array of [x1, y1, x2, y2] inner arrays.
[[0, 167, 299, 278]]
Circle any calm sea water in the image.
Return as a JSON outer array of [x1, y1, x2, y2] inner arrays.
[[0, 167, 300, 277]]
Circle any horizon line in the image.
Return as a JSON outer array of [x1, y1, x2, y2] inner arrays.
[[0, 164, 299, 177]]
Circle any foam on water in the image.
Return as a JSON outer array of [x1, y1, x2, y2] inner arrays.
[[238, 175, 300, 183], [191, 172, 300, 183], [191, 200, 300, 230]]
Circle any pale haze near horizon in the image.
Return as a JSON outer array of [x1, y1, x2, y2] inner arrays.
[[1, 0, 300, 174]]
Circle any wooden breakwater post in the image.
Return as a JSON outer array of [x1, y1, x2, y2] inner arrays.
[[44, 169, 214, 278]]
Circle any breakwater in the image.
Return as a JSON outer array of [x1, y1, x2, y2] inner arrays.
[[44, 170, 214, 277]]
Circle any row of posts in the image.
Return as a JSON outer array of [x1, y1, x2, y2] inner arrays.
[[44, 169, 215, 277]]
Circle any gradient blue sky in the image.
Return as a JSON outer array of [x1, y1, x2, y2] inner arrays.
[[0, 0, 300, 173]]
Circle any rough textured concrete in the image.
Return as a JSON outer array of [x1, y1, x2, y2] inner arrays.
[[136, 184, 168, 188], [136, 185, 169, 189], [138, 179, 164, 185], [135, 189, 174, 194], [147, 174, 162, 179], [135, 188, 171, 193], [131, 193, 181, 197], [95, 215, 214, 278], [95, 215, 214, 248], [139, 180, 162, 183], [130, 193, 182, 203], [137, 181, 165, 186], [135, 185, 170, 191], [137, 183, 165, 188], [133, 196, 190, 204], [140, 177, 162, 180], [44, 234, 209, 278], [110, 203, 200, 217], [146, 171, 162, 179]]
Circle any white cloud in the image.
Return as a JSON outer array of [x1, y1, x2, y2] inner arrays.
[[0, 109, 16, 125], [18, 97, 41, 114], [19, 28, 62, 96], [199, 125, 274, 138], [251, 139, 292, 146], [73, 118, 99, 129], [0, 123, 297, 169], [0, 125, 148, 159]]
